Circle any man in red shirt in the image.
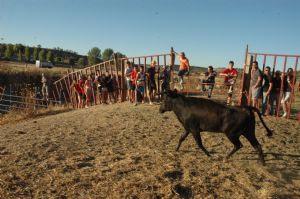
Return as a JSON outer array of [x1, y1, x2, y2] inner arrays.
[[130, 65, 138, 103], [220, 61, 238, 105]]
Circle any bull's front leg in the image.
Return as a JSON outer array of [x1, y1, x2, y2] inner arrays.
[[192, 132, 211, 157], [176, 130, 190, 151]]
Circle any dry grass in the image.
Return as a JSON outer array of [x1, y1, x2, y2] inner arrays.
[[0, 61, 72, 77], [0, 105, 71, 126], [0, 103, 299, 198]]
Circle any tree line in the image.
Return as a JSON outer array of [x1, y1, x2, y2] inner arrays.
[[0, 43, 126, 68]]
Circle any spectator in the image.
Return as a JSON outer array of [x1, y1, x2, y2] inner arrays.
[[131, 65, 138, 103], [147, 60, 157, 104], [177, 52, 190, 90], [281, 68, 295, 118], [125, 61, 132, 101], [41, 73, 49, 101], [262, 66, 273, 115], [220, 61, 238, 105], [71, 79, 84, 109], [100, 74, 108, 104], [84, 75, 93, 108], [135, 65, 146, 105], [250, 61, 263, 109], [78, 75, 86, 107], [270, 70, 281, 115], [200, 66, 217, 98], [95, 70, 102, 104], [160, 65, 171, 93], [106, 72, 116, 103]]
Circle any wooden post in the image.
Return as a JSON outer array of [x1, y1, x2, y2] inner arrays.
[[170, 47, 175, 88], [157, 56, 160, 100]]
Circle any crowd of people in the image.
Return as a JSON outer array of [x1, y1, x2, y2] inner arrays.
[[63, 51, 297, 118], [250, 61, 296, 118], [198, 58, 297, 118], [70, 60, 171, 108], [71, 72, 119, 108]]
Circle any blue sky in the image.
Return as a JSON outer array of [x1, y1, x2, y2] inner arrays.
[[0, 0, 299, 68]]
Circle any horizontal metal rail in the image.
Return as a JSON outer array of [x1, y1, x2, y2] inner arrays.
[[0, 93, 61, 104], [248, 52, 300, 58], [0, 99, 48, 107]]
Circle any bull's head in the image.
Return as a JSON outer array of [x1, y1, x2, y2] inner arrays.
[[159, 89, 178, 113]]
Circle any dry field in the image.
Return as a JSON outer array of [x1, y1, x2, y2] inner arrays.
[[0, 102, 299, 198]]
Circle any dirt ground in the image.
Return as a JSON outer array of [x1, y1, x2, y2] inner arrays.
[[0, 102, 299, 198]]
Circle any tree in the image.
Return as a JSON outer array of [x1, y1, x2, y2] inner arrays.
[[18, 50, 22, 62], [0, 44, 6, 58], [115, 52, 126, 59], [102, 48, 114, 61], [54, 56, 61, 64], [25, 46, 30, 62], [33, 48, 38, 61], [39, 49, 46, 61], [78, 57, 86, 67], [46, 50, 53, 62], [87, 47, 101, 65], [5, 44, 14, 59]]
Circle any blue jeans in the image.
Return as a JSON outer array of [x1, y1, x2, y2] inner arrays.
[[262, 92, 269, 115], [269, 92, 280, 115]]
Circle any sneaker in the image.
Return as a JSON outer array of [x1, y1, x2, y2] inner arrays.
[[134, 103, 138, 106], [149, 102, 153, 105], [282, 112, 287, 118]]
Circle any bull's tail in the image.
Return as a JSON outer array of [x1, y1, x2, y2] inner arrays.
[[246, 106, 273, 137]]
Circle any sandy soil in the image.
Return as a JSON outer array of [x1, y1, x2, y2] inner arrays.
[[0, 102, 299, 198]]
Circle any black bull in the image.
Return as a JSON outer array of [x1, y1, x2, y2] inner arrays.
[[159, 90, 273, 165]]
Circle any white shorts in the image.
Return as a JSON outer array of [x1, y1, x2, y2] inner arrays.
[[281, 92, 291, 103]]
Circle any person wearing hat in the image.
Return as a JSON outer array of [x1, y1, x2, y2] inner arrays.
[[177, 52, 190, 90]]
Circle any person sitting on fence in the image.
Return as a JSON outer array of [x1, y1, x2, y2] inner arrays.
[[250, 61, 263, 109], [100, 73, 108, 104], [131, 65, 138, 103], [147, 60, 157, 105], [281, 68, 295, 118], [84, 75, 94, 108], [177, 52, 190, 90], [261, 66, 273, 116], [200, 66, 217, 98], [160, 65, 171, 93], [106, 72, 116, 104], [125, 61, 133, 101], [220, 61, 238, 105], [270, 70, 281, 116], [135, 65, 146, 106], [41, 73, 49, 101]]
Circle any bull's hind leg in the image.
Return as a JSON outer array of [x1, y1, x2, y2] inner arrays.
[[176, 131, 190, 151], [243, 133, 265, 165], [192, 132, 210, 157], [226, 134, 243, 159]]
